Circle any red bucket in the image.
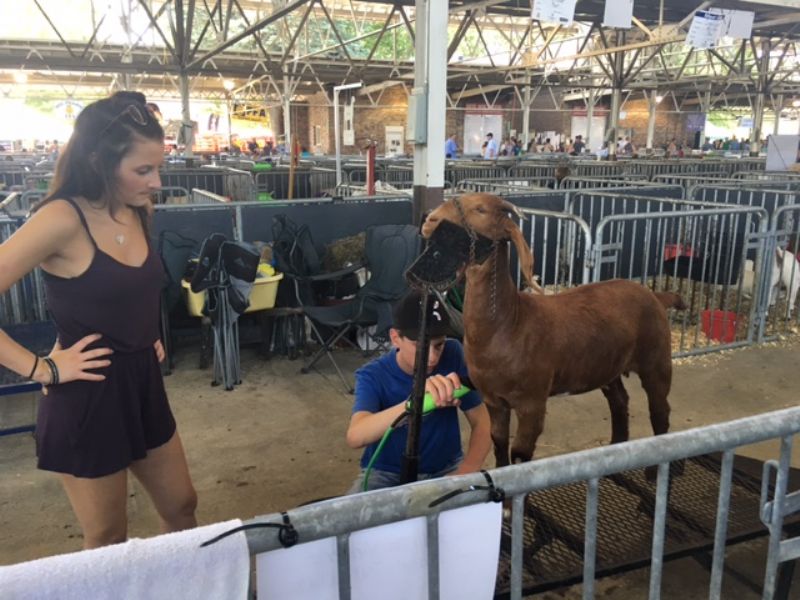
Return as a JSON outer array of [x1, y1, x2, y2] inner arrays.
[[701, 310, 737, 343], [664, 244, 694, 261]]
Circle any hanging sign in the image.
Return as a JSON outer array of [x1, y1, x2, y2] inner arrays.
[[54, 100, 84, 120], [603, 0, 634, 29], [686, 10, 725, 49], [532, 0, 578, 26], [343, 97, 355, 146], [711, 9, 755, 40]]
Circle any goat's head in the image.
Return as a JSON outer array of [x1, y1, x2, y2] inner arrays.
[[412, 193, 535, 289]]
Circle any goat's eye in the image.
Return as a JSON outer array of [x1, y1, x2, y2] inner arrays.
[[475, 206, 487, 214]]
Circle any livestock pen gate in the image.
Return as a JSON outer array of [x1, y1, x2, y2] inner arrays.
[[240, 407, 800, 599]]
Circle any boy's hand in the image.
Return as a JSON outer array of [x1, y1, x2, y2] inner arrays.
[[425, 372, 462, 409]]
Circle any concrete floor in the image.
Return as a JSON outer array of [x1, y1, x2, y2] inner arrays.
[[1, 335, 799, 598]]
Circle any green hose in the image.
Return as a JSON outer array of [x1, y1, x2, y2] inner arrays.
[[362, 426, 398, 492], [361, 386, 471, 492]]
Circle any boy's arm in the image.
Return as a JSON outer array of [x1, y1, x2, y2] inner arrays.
[[346, 404, 407, 449], [346, 373, 463, 449], [453, 403, 492, 475]]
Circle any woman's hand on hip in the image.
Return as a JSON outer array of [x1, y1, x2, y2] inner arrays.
[[38, 333, 112, 385], [154, 339, 165, 363]]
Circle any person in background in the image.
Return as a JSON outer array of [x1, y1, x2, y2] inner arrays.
[[541, 137, 554, 153], [346, 291, 491, 493], [0, 91, 197, 549], [571, 135, 585, 156], [445, 134, 459, 159], [483, 133, 498, 159], [623, 137, 635, 155], [666, 139, 678, 157], [247, 138, 259, 155]]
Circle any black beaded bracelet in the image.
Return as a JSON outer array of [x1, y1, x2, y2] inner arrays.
[[26, 355, 39, 380], [42, 357, 59, 386]]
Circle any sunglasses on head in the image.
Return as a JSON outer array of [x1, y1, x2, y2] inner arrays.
[[99, 104, 152, 136]]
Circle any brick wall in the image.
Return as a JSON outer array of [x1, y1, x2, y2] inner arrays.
[[307, 91, 333, 154], [300, 89, 703, 156], [617, 99, 695, 148], [526, 92, 571, 139]]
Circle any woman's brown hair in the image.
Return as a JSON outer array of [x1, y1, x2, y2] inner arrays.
[[34, 91, 164, 232]]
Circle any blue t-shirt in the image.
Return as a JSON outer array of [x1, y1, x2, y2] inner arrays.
[[353, 339, 482, 474], [445, 138, 458, 158]]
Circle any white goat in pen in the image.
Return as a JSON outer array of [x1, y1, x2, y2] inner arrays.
[[770, 247, 800, 315]]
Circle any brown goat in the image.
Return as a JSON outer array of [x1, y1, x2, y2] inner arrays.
[[419, 193, 684, 466]]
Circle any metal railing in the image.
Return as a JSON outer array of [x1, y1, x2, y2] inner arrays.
[[760, 204, 800, 339], [592, 206, 769, 356], [243, 406, 800, 600]]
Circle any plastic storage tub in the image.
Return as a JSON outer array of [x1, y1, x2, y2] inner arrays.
[[182, 272, 284, 317]]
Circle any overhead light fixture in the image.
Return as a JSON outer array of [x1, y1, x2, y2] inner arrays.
[[13, 71, 28, 84], [655, 94, 664, 104], [223, 79, 235, 92]]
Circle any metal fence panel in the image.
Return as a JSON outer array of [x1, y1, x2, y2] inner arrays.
[[254, 168, 338, 200], [237, 197, 413, 246], [242, 406, 800, 600], [760, 204, 800, 338], [592, 206, 768, 355]]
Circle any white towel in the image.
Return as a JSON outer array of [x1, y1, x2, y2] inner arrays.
[[0, 519, 250, 600]]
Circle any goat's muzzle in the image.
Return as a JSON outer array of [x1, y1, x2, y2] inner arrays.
[[405, 218, 495, 291]]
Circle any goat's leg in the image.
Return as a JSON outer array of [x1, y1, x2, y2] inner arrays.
[[639, 364, 683, 480], [601, 376, 630, 444], [639, 367, 672, 437], [485, 401, 511, 467], [510, 398, 548, 464]]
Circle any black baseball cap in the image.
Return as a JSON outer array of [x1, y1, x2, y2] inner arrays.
[[392, 291, 452, 340]]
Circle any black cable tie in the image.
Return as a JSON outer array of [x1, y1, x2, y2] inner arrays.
[[277, 511, 299, 547], [428, 470, 505, 508], [200, 512, 299, 549]]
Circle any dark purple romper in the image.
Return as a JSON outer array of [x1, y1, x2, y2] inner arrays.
[[36, 198, 176, 478]]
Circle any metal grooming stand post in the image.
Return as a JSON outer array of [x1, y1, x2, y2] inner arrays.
[[400, 287, 431, 485]]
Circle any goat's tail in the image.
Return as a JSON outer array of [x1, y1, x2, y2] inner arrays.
[[654, 291, 688, 310]]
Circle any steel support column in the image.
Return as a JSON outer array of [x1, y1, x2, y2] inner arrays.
[[646, 91, 658, 151], [522, 82, 531, 150], [412, 0, 447, 223], [773, 94, 783, 136], [180, 70, 194, 157], [606, 31, 625, 160], [283, 76, 292, 156], [751, 39, 770, 156], [699, 88, 712, 149], [586, 87, 596, 150]]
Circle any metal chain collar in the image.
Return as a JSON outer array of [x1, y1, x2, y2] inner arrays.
[[451, 196, 499, 320]]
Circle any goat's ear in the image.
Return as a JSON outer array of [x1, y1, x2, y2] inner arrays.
[[506, 223, 536, 290], [499, 199, 526, 221]]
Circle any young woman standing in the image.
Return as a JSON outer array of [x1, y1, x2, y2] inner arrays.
[[0, 92, 197, 549]]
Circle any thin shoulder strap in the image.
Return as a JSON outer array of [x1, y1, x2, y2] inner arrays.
[[60, 197, 98, 248]]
